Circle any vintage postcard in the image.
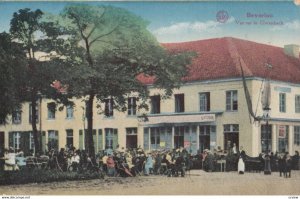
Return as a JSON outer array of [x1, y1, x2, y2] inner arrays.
[[0, 0, 300, 197]]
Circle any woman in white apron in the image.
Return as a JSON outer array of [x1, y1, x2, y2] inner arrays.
[[238, 156, 245, 174], [238, 146, 246, 174]]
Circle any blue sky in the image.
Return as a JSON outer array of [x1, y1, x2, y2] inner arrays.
[[0, 1, 299, 47]]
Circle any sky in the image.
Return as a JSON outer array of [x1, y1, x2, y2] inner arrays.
[[0, 1, 300, 47]]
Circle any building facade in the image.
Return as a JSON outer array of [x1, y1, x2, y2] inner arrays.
[[1, 37, 300, 156]]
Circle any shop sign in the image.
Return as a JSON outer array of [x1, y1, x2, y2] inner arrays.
[[139, 114, 215, 125], [274, 86, 291, 93]]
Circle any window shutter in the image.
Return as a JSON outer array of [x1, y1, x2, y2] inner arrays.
[[55, 131, 59, 150], [42, 131, 46, 152], [93, 129, 97, 153], [207, 93, 210, 111], [9, 132, 13, 148], [79, 130, 83, 150], [144, 128, 149, 150], [112, 129, 118, 149], [166, 127, 172, 149], [21, 132, 30, 155], [98, 129, 103, 151]]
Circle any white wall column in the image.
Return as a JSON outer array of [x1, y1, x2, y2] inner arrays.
[[289, 125, 294, 154], [196, 125, 200, 153], [272, 124, 277, 153], [172, 126, 175, 149], [252, 124, 260, 156]]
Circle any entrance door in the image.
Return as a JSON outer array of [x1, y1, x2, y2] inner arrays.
[[223, 124, 239, 152], [126, 135, 137, 149], [224, 133, 239, 152], [126, 128, 137, 149]]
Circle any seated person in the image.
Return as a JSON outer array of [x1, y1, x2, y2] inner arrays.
[[106, 155, 116, 177], [3, 148, 22, 171], [70, 152, 80, 171], [15, 149, 26, 169], [144, 153, 153, 175]]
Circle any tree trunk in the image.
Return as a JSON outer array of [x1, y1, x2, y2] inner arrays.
[[31, 95, 40, 156], [86, 92, 96, 163]]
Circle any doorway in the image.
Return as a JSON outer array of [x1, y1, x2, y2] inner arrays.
[[126, 128, 137, 149]]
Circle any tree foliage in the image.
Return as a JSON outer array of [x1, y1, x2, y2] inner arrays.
[[0, 32, 27, 123], [9, 8, 70, 154], [53, 4, 194, 160]]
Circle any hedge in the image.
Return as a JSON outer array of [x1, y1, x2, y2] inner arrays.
[[0, 168, 104, 185]]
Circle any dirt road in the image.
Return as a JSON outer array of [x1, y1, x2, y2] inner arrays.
[[1, 170, 299, 195]]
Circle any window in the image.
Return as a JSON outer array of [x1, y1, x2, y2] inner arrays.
[[13, 132, 21, 150], [295, 95, 300, 113], [66, 129, 73, 149], [47, 102, 56, 120], [174, 94, 185, 113], [105, 98, 114, 117], [105, 128, 118, 149], [294, 126, 300, 145], [224, 124, 239, 132], [226, 90, 238, 111], [150, 95, 160, 114], [279, 93, 286, 113], [199, 126, 210, 152], [261, 125, 272, 153], [128, 97, 137, 116], [150, 127, 160, 147], [12, 108, 22, 124], [66, 105, 74, 119], [199, 92, 210, 112], [29, 104, 39, 123], [48, 130, 59, 151]]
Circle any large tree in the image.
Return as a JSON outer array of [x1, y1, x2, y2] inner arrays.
[[0, 32, 27, 124], [55, 5, 194, 161], [9, 8, 69, 154]]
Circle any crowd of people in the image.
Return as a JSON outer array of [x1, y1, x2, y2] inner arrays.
[[0, 144, 299, 178]]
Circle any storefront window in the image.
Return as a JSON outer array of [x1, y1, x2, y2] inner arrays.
[[278, 125, 289, 153], [150, 127, 160, 149], [295, 126, 300, 145], [199, 125, 210, 152], [174, 126, 185, 149], [261, 124, 272, 153]]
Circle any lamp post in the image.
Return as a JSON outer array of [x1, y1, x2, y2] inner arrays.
[[263, 107, 271, 175], [262, 76, 272, 175]]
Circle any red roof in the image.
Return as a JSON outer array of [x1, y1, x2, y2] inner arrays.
[[138, 37, 300, 84]]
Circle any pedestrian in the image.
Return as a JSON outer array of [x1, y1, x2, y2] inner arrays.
[[292, 151, 299, 170], [285, 152, 292, 178], [278, 154, 285, 177], [238, 146, 246, 174], [70, 151, 80, 171]]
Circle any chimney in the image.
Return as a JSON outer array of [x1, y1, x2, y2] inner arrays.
[[284, 44, 299, 59]]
